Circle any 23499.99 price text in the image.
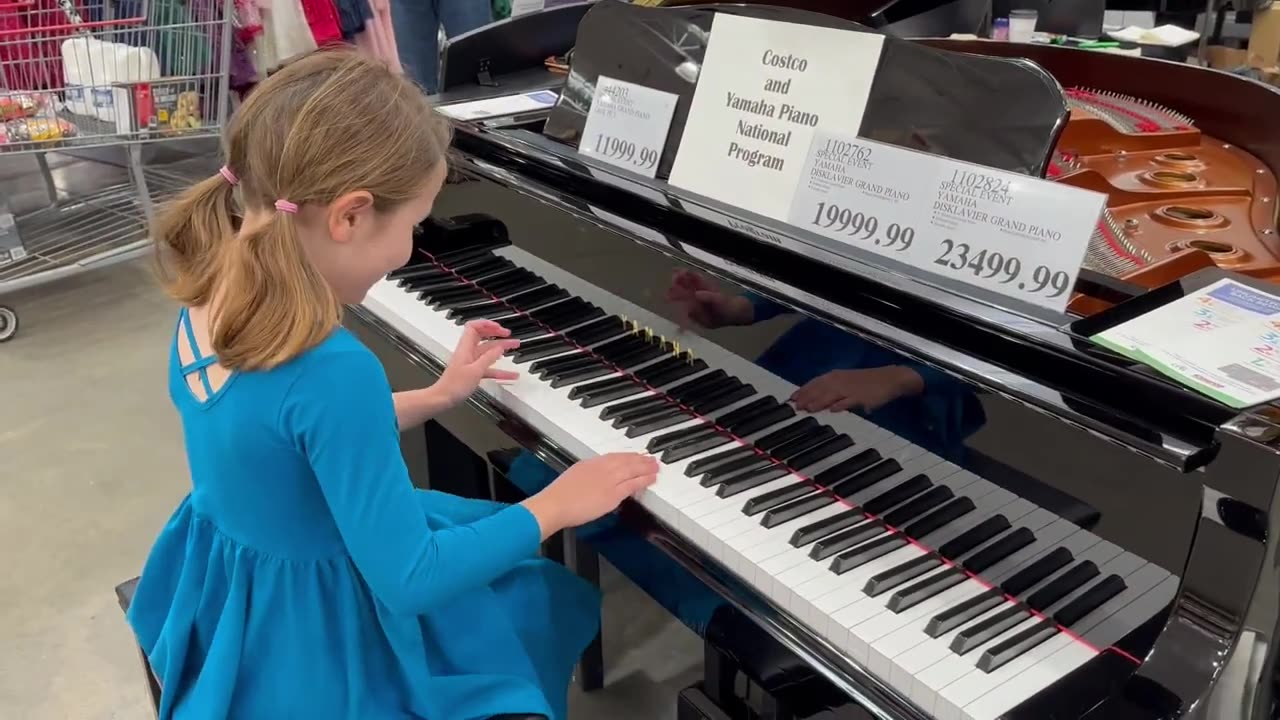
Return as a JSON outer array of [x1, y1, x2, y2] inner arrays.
[[590, 134, 659, 170], [809, 201, 915, 251], [934, 239, 1071, 298]]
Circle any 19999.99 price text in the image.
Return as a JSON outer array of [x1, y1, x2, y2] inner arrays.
[[590, 134, 659, 171], [934, 239, 1071, 298], [809, 201, 915, 251]]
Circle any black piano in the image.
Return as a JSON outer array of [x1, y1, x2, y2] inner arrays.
[[347, 2, 1280, 718]]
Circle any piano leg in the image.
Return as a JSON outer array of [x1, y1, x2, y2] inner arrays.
[[567, 530, 605, 692]]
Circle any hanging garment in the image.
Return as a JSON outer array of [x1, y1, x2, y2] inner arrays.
[[299, 0, 343, 45]]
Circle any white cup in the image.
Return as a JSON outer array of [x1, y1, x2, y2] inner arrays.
[[1008, 9, 1038, 43]]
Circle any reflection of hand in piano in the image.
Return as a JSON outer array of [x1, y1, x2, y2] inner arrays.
[[667, 269, 755, 330], [791, 367, 926, 414]]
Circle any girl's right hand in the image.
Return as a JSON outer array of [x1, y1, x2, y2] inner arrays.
[[521, 453, 659, 538]]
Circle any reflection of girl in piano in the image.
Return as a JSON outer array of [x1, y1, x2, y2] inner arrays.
[[507, 269, 986, 637], [126, 49, 656, 720]]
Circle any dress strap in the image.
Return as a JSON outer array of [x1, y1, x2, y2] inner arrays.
[[178, 307, 216, 398]]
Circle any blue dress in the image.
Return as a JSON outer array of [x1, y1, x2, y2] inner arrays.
[[128, 309, 600, 720]]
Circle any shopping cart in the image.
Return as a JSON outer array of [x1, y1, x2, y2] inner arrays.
[[0, 0, 232, 342]]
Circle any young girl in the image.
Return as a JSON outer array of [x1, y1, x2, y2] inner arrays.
[[128, 48, 658, 720]]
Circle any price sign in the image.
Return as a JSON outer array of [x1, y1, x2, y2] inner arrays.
[[579, 76, 679, 179], [788, 130, 1105, 313]]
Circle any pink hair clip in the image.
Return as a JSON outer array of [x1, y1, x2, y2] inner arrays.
[[218, 166, 238, 185], [274, 199, 299, 214]]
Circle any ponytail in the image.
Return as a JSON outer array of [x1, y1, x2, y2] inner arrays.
[[210, 212, 342, 370], [153, 175, 236, 307]]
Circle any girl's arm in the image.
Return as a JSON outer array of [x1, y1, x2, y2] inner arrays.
[[742, 291, 789, 323], [392, 387, 454, 431], [283, 348, 544, 616]]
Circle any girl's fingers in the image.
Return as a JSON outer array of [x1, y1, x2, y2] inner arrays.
[[475, 342, 515, 369], [475, 338, 520, 358], [465, 319, 511, 338], [484, 368, 520, 381]]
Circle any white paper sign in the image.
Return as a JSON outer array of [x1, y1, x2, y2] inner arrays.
[[1093, 279, 1280, 408], [668, 14, 884, 220], [787, 130, 1105, 313], [579, 76, 679, 179], [437, 90, 559, 120]]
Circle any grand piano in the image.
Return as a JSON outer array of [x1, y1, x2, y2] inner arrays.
[[349, 2, 1280, 718]]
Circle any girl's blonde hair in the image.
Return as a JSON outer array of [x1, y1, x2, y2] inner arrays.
[[154, 49, 451, 370]]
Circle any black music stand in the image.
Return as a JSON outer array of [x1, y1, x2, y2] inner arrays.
[[438, 3, 594, 92]]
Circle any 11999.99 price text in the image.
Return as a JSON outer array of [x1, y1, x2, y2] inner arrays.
[[590, 134, 659, 171], [809, 201, 915, 251], [934, 239, 1071, 298]]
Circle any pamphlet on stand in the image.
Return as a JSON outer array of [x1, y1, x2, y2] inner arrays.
[[1091, 277, 1280, 408]]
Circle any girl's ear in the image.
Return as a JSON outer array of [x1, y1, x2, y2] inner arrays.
[[327, 191, 375, 244]]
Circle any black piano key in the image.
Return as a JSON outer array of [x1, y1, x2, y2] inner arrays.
[[662, 432, 737, 464], [626, 385, 755, 439], [638, 356, 707, 387], [430, 288, 491, 309], [743, 481, 819, 516], [1002, 547, 1075, 596], [603, 371, 728, 421], [570, 374, 638, 402], [686, 417, 817, 478], [857, 465, 922, 513], [617, 377, 746, 431], [715, 396, 780, 429], [761, 460, 882, 529], [830, 534, 908, 575], [605, 342, 668, 370], [880, 485, 955, 528], [727, 402, 796, 437], [648, 422, 720, 454], [717, 463, 793, 499], [392, 263, 454, 284], [887, 567, 967, 612], [701, 426, 835, 487], [451, 284, 567, 321], [565, 316, 626, 344], [936, 515, 1012, 560], [951, 604, 1029, 655], [1025, 561, 1100, 612], [1054, 574, 1127, 627], [792, 509, 866, 550], [864, 554, 941, 596], [901, 496, 977, 539], [580, 382, 651, 408], [481, 273, 543, 298], [926, 588, 1005, 638], [963, 527, 1036, 574], [526, 297, 593, 324], [508, 285, 572, 312], [512, 340, 572, 364], [423, 268, 524, 300], [549, 364, 616, 389], [811, 449, 881, 487], [530, 349, 594, 375], [387, 260, 438, 280], [977, 620, 1060, 673], [801, 471, 930, 556], [809, 516, 884, 560], [924, 546, 1074, 637]]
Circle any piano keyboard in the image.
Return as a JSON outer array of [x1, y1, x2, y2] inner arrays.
[[362, 241, 1178, 720]]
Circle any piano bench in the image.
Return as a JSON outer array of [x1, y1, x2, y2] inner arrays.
[[487, 448, 606, 693], [115, 577, 550, 720]]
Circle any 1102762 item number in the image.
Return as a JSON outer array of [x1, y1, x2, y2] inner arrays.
[[934, 239, 1071, 298]]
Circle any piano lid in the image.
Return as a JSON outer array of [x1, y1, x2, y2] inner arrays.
[[541, 1, 1070, 179]]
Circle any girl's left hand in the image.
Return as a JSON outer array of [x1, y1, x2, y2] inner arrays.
[[436, 320, 520, 404]]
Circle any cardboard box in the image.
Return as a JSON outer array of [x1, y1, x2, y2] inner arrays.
[[1249, 6, 1280, 66]]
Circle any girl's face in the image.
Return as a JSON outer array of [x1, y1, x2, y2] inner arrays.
[[310, 162, 447, 304]]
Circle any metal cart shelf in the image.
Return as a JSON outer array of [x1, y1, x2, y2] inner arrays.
[[0, 0, 233, 341]]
